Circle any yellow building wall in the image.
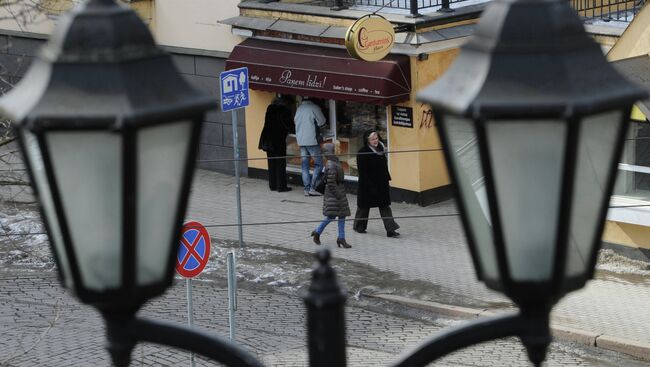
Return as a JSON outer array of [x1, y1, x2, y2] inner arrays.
[[387, 101, 418, 191], [388, 49, 458, 192], [0, 0, 153, 36], [603, 5, 650, 252], [241, 9, 355, 28], [246, 90, 276, 171], [130, 0, 154, 26], [603, 221, 650, 250], [154, 0, 242, 53], [607, 2, 650, 61]]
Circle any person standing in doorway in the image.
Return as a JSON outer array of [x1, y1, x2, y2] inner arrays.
[[353, 130, 401, 237], [259, 95, 293, 192], [294, 96, 326, 197], [310, 143, 352, 248]]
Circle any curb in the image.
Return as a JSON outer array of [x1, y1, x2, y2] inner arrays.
[[370, 293, 650, 362]]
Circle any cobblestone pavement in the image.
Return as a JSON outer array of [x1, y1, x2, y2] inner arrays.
[[3, 165, 650, 365], [0, 269, 646, 366], [187, 170, 650, 345]]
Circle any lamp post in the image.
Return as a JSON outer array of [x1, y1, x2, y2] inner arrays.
[[0, 1, 262, 366], [406, 0, 648, 365]]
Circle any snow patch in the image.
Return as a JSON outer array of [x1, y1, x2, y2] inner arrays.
[[596, 249, 650, 276]]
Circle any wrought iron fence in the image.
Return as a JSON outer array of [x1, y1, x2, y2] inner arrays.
[[321, 0, 456, 15], [322, 0, 645, 21], [571, 0, 644, 22], [353, 0, 464, 11]]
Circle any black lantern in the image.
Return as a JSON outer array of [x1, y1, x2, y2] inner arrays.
[[0, 0, 215, 313], [420, 0, 647, 310], [415, 0, 647, 362]]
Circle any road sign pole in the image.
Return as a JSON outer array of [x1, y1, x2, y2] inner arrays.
[[186, 278, 196, 367], [220, 67, 248, 249], [227, 251, 237, 341], [175, 221, 211, 367], [232, 110, 244, 249]]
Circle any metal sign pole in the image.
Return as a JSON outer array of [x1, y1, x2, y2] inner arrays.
[[232, 110, 244, 249], [227, 251, 238, 341], [186, 278, 196, 367]]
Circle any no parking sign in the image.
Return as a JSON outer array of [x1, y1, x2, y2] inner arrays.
[[176, 221, 211, 278]]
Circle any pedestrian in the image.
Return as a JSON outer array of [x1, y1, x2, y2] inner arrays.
[[353, 130, 400, 237], [259, 95, 293, 192], [310, 143, 352, 248], [294, 96, 326, 197]]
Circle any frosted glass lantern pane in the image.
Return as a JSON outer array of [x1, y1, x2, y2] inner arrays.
[[136, 121, 193, 286], [486, 120, 566, 282], [22, 131, 73, 288], [47, 131, 122, 291], [443, 116, 498, 281], [566, 111, 624, 278]]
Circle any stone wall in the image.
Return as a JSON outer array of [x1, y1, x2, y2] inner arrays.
[[170, 53, 247, 176], [0, 33, 246, 176]]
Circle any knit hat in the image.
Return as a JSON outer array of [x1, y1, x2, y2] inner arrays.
[[322, 143, 336, 160]]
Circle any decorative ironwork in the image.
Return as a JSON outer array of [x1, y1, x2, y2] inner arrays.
[[571, 0, 643, 22], [320, 0, 645, 22]]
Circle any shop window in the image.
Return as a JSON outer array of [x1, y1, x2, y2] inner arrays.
[[286, 97, 388, 179]]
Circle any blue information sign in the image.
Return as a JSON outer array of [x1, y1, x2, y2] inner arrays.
[[220, 67, 250, 112]]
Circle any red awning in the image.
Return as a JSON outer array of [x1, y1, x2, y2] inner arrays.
[[226, 39, 411, 105]]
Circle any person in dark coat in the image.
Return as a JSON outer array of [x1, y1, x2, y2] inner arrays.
[[353, 130, 400, 237], [310, 143, 352, 248], [259, 96, 294, 192]]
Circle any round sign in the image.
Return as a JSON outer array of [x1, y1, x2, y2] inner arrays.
[[345, 14, 395, 62], [176, 221, 211, 278]]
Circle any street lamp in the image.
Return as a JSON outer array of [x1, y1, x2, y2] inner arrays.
[[409, 0, 648, 365], [0, 0, 263, 366]]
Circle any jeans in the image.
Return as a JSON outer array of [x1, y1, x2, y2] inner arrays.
[[315, 216, 346, 239], [300, 145, 323, 192]]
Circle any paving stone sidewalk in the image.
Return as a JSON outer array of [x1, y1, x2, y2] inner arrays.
[[1, 270, 644, 366], [187, 170, 650, 350]]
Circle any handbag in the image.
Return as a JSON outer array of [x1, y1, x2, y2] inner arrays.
[[314, 119, 324, 144]]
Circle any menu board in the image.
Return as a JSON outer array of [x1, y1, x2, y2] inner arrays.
[[391, 106, 413, 128]]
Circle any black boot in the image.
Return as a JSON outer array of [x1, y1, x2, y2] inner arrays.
[[336, 238, 351, 248], [387, 230, 400, 238], [311, 231, 321, 245]]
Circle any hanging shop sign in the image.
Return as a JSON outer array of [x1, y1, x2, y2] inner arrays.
[[345, 14, 395, 62], [391, 106, 413, 128]]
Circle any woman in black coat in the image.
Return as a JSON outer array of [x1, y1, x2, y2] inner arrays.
[[258, 96, 294, 192], [353, 130, 400, 237]]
